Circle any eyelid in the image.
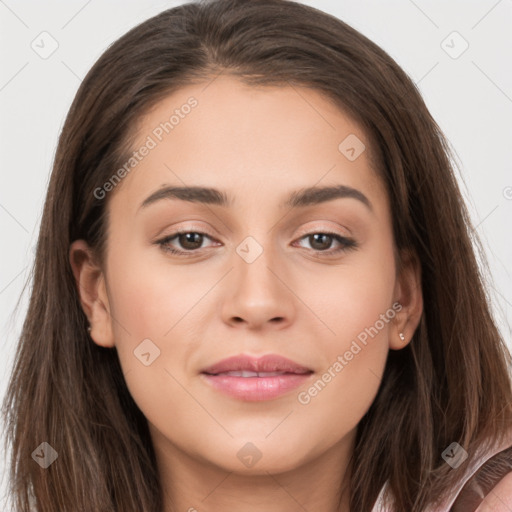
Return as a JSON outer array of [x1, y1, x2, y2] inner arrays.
[[294, 221, 352, 238], [155, 222, 358, 260], [155, 222, 218, 240], [156, 221, 351, 243]]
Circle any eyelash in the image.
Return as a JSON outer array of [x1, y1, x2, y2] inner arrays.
[[156, 229, 358, 258]]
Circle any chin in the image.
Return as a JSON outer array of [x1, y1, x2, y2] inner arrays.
[[204, 437, 317, 476]]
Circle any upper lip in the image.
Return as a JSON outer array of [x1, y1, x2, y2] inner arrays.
[[201, 354, 313, 375]]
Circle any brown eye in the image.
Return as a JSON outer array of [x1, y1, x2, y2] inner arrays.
[[157, 230, 217, 256], [176, 232, 204, 250], [156, 229, 357, 258], [308, 233, 335, 251], [294, 231, 357, 256]]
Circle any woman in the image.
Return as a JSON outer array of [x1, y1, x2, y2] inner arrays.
[[2, 0, 511, 510]]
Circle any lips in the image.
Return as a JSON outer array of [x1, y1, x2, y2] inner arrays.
[[200, 354, 314, 401], [215, 370, 290, 377], [201, 354, 312, 376]]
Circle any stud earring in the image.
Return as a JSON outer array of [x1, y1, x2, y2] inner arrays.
[[87, 325, 92, 333], [399, 332, 405, 341]]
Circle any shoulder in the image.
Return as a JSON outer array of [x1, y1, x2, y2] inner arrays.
[[451, 444, 512, 512], [474, 470, 512, 511]]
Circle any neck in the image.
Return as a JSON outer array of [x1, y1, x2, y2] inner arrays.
[[150, 425, 355, 512]]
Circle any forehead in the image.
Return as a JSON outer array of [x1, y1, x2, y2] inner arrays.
[[108, 75, 387, 216]]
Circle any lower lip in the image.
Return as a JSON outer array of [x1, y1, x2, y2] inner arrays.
[[201, 373, 313, 401]]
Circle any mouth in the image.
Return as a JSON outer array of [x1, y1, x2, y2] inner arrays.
[[208, 370, 300, 377], [200, 354, 314, 401]]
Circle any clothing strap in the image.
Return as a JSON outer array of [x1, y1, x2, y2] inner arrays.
[[371, 431, 512, 511], [449, 445, 512, 511]]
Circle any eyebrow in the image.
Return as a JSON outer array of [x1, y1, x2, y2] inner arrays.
[[139, 184, 373, 212]]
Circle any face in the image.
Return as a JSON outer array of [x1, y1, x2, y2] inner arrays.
[[72, 75, 421, 477]]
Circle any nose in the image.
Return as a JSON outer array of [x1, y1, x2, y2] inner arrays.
[[220, 237, 296, 331]]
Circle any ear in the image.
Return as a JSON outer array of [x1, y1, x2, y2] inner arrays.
[[390, 249, 423, 350], [69, 240, 115, 348]]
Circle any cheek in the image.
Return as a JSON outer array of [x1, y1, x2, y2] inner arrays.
[[296, 285, 394, 446], [104, 245, 223, 405], [296, 352, 385, 451], [295, 239, 395, 430], [103, 248, 208, 436], [303, 237, 396, 348], [105, 244, 212, 338]]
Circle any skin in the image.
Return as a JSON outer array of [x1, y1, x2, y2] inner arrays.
[[475, 473, 512, 511], [70, 75, 423, 512]]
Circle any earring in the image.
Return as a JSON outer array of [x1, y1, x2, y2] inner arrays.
[[87, 325, 92, 333], [399, 332, 405, 341]]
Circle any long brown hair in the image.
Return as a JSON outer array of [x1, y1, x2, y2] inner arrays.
[[2, 0, 511, 510]]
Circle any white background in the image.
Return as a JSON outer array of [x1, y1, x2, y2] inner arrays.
[[1, 0, 511, 508]]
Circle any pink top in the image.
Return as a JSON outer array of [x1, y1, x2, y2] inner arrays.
[[370, 428, 512, 511]]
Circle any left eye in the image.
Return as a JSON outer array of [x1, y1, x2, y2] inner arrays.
[[294, 232, 356, 253], [158, 231, 217, 253], [156, 230, 357, 257]]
